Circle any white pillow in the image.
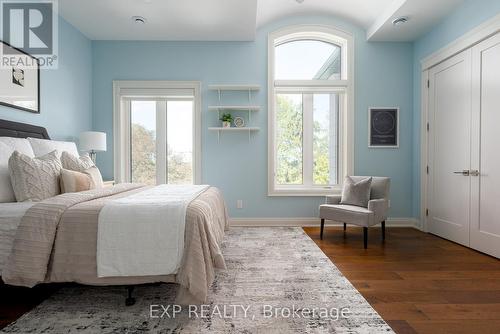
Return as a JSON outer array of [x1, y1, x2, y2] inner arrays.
[[9, 150, 62, 202], [340, 176, 373, 208], [0, 137, 35, 157], [60, 151, 103, 188], [28, 137, 79, 158], [0, 142, 16, 202]]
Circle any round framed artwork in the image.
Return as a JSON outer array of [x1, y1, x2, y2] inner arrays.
[[234, 117, 245, 128]]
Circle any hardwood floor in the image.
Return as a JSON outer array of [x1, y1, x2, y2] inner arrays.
[[0, 279, 63, 329], [303, 226, 500, 334]]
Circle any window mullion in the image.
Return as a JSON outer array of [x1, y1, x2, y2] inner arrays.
[[337, 93, 345, 183], [303, 94, 314, 187], [156, 100, 167, 185], [329, 94, 338, 185], [123, 99, 131, 183]]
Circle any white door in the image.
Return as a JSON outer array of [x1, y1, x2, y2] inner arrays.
[[470, 33, 500, 258], [428, 49, 472, 246]]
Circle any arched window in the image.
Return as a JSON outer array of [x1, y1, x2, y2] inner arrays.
[[268, 25, 353, 195]]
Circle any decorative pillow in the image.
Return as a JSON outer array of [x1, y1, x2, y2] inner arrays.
[[340, 176, 372, 208], [60, 169, 92, 193], [61, 151, 94, 170], [0, 137, 35, 157], [0, 142, 16, 202], [84, 167, 104, 189], [61, 151, 103, 188], [8, 150, 62, 202], [28, 137, 79, 158]]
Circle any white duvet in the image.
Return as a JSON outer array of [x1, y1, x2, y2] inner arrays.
[[97, 184, 209, 277]]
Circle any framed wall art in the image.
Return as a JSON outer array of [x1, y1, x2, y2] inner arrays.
[[0, 41, 40, 114], [368, 107, 399, 148]]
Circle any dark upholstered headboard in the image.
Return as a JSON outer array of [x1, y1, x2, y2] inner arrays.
[[0, 119, 50, 139]]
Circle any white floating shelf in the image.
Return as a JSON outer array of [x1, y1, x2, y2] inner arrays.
[[208, 127, 260, 131], [208, 127, 260, 143], [209, 84, 260, 101], [208, 84, 260, 91], [208, 105, 260, 111]]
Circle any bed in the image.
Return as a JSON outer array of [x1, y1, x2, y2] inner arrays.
[[0, 119, 229, 305]]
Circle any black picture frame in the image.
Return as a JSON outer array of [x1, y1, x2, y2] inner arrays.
[[0, 40, 40, 114], [369, 107, 399, 148]]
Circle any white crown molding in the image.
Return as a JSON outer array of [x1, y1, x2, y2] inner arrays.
[[229, 217, 421, 230]]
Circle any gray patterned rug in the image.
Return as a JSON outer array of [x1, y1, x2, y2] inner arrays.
[[1, 227, 393, 333]]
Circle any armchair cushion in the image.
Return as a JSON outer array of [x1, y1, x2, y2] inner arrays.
[[349, 176, 390, 200], [320, 204, 374, 227], [340, 176, 372, 207]]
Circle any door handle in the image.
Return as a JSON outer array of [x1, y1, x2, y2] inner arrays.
[[453, 170, 470, 176], [470, 170, 480, 176]]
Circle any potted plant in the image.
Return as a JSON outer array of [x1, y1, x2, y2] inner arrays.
[[220, 113, 233, 128]]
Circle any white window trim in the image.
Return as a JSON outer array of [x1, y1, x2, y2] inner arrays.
[[267, 25, 354, 196], [112, 80, 202, 184]]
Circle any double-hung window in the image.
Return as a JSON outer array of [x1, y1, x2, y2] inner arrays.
[[268, 25, 354, 196]]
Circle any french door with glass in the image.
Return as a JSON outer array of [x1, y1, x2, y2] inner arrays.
[[124, 97, 195, 185]]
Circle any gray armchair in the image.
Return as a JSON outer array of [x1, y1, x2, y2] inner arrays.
[[319, 176, 390, 248]]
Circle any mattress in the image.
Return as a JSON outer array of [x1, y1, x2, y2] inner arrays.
[[0, 202, 34, 272]]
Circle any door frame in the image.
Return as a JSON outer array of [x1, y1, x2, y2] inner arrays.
[[420, 13, 500, 232], [112, 80, 202, 184]]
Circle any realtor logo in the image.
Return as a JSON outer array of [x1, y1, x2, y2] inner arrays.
[[0, 0, 59, 68]]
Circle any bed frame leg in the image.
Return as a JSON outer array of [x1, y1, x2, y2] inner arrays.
[[125, 286, 136, 306]]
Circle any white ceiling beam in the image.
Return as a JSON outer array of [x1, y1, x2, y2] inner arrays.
[[367, 0, 465, 42], [366, 0, 408, 41]]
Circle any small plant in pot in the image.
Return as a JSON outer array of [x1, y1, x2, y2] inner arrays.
[[220, 113, 233, 128]]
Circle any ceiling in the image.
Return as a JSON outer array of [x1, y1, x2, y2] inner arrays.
[[367, 0, 464, 41], [256, 0, 394, 30], [59, 0, 465, 42], [59, 0, 258, 41]]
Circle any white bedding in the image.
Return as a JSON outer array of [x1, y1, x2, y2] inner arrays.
[[97, 184, 210, 278], [0, 202, 34, 272]]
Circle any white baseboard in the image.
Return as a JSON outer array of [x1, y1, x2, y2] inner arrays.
[[229, 217, 421, 230]]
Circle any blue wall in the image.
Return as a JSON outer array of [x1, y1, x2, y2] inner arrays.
[[4, 4, 497, 220], [92, 15, 414, 218], [412, 0, 500, 217], [0, 17, 92, 141]]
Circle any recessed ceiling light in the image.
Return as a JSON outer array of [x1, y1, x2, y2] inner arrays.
[[392, 16, 409, 26], [132, 16, 147, 24], [296, 0, 305, 3]]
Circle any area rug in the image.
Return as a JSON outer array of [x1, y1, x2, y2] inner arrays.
[[1, 227, 393, 333]]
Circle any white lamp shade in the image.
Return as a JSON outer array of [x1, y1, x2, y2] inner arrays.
[[79, 131, 107, 152]]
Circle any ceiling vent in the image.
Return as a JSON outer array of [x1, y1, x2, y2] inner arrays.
[[392, 16, 409, 26], [132, 16, 147, 24]]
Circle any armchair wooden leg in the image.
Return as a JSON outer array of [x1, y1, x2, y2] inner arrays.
[[320, 219, 325, 240], [125, 286, 136, 306], [381, 220, 386, 241], [343, 223, 346, 231], [363, 227, 368, 249]]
